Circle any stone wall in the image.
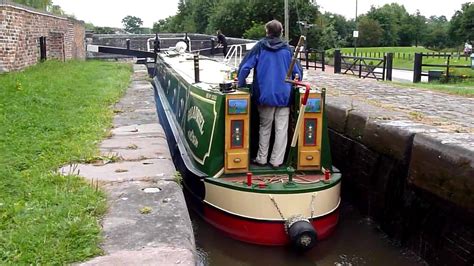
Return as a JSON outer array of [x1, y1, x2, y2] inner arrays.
[[326, 99, 474, 265], [0, 1, 85, 73]]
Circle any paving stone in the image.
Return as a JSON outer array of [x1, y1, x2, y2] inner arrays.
[[63, 64, 195, 264], [79, 246, 194, 266], [60, 158, 176, 182]]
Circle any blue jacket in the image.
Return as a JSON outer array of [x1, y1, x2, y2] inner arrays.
[[237, 37, 303, 107]]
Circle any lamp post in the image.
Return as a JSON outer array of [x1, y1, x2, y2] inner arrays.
[[284, 0, 289, 41], [353, 0, 358, 56]]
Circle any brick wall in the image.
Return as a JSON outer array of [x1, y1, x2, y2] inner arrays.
[[0, 1, 85, 73]]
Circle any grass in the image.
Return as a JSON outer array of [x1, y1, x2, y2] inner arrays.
[[0, 60, 132, 264], [391, 79, 474, 96]]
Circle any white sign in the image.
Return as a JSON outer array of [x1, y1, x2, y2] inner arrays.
[[353, 31, 359, 38], [86, 45, 99, 52]]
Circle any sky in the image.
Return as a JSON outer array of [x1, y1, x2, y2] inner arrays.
[[52, 0, 469, 28]]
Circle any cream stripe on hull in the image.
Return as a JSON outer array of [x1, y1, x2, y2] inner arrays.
[[204, 182, 341, 221]]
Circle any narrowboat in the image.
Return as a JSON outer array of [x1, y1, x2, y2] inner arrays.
[[153, 40, 341, 250]]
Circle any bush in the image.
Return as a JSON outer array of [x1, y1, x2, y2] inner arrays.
[[243, 22, 265, 40]]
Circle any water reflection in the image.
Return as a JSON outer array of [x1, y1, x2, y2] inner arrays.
[[191, 202, 426, 266]]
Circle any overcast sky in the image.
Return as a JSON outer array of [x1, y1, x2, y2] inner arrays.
[[52, 0, 469, 28]]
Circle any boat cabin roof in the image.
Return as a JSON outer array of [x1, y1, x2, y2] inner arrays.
[[160, 53, 233, 90]]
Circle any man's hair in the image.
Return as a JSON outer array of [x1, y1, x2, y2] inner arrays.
[[265, 20, 283, 38]]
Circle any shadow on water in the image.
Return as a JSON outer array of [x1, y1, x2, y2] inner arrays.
[[191, 202, 426, 266]]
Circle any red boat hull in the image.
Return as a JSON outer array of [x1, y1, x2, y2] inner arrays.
[[202, 203, 339, 246]]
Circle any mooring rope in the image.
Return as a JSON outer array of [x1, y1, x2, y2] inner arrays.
[[269, 195, 285, 220]]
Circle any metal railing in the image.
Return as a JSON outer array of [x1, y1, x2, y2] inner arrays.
[[298, 49, 325, 71], [223, 44, 243, 69]]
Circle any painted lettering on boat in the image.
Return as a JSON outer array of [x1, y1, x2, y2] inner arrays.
[[187, 105, 205, 135], [187, 129, 199, 148], [206, 93, 217, 101]]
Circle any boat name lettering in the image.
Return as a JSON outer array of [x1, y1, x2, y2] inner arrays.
[[187, 129, 199, 148], [187, 106, 205, 135], [206, 93, 217, 100]]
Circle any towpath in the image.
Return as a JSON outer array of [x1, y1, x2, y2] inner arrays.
[[62, 64, 195, 265]]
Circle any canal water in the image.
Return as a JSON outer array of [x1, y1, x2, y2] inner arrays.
[[191, 202, 427, 266]]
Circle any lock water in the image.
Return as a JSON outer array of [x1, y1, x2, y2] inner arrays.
[[192, 202, 426, 266]]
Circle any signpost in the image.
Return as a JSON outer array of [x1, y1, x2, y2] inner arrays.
[[353, 0, 358, 56]]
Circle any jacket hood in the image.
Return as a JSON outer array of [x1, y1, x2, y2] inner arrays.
[[261, 37, 288, 51]]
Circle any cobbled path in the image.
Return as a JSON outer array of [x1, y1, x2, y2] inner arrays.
[[305, 69, 474, 133]]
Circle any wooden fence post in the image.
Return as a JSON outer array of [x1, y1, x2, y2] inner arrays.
[[446, 55, 450, 82], [386, 52, 393, 81], [334, 49, 341, 74], [321, 51, 326, 72], [413, 53, 422, 83]]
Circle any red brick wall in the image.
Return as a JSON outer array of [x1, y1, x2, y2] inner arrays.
[[0, 3, 85, 73]]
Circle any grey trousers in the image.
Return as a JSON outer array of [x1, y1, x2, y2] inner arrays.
[[255, 106, 289, 166]]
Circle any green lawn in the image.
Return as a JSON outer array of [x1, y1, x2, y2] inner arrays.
[[391, 79, 474, 97], [0, 60, 132, 264]]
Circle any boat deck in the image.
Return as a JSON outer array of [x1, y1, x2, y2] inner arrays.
[[222, 173, 326, 185]]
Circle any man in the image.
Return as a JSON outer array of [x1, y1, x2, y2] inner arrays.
[[216, 30, 228, 56], [237, 20, 303, 168]]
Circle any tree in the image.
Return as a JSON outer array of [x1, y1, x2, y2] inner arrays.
[[122, 15, 144, 34], [423, 16, 450, 49], [449, 3, 474, 46], [48, 4, 64, 15], [11, 0, 51, 10], [357, 16, 383, 47], [322, 12, 353, 47], [243, 22, 266, 40], [366, 3, 410, 46]]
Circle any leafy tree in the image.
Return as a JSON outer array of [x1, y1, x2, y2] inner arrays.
[[449, 3, 474, 46], [93, 27, 116, 34], [322, 12, 353, 47], [84, 22, 95, 31], [366, 3, 409, 46], [48, 4, 64, 15], [319, 24, 342, 49], [423, 16, 450, 49], [357, 16, 383, 47], [243, 22, 266, 40], [11, 0, 51, 10], [122, 15, 144, 34], [207, 0, 251, 38]]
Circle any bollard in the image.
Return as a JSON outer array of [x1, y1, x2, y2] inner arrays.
[[247, 172, 252, 186], [126, 39, 130, 50], [210, 38, 215, 55]]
